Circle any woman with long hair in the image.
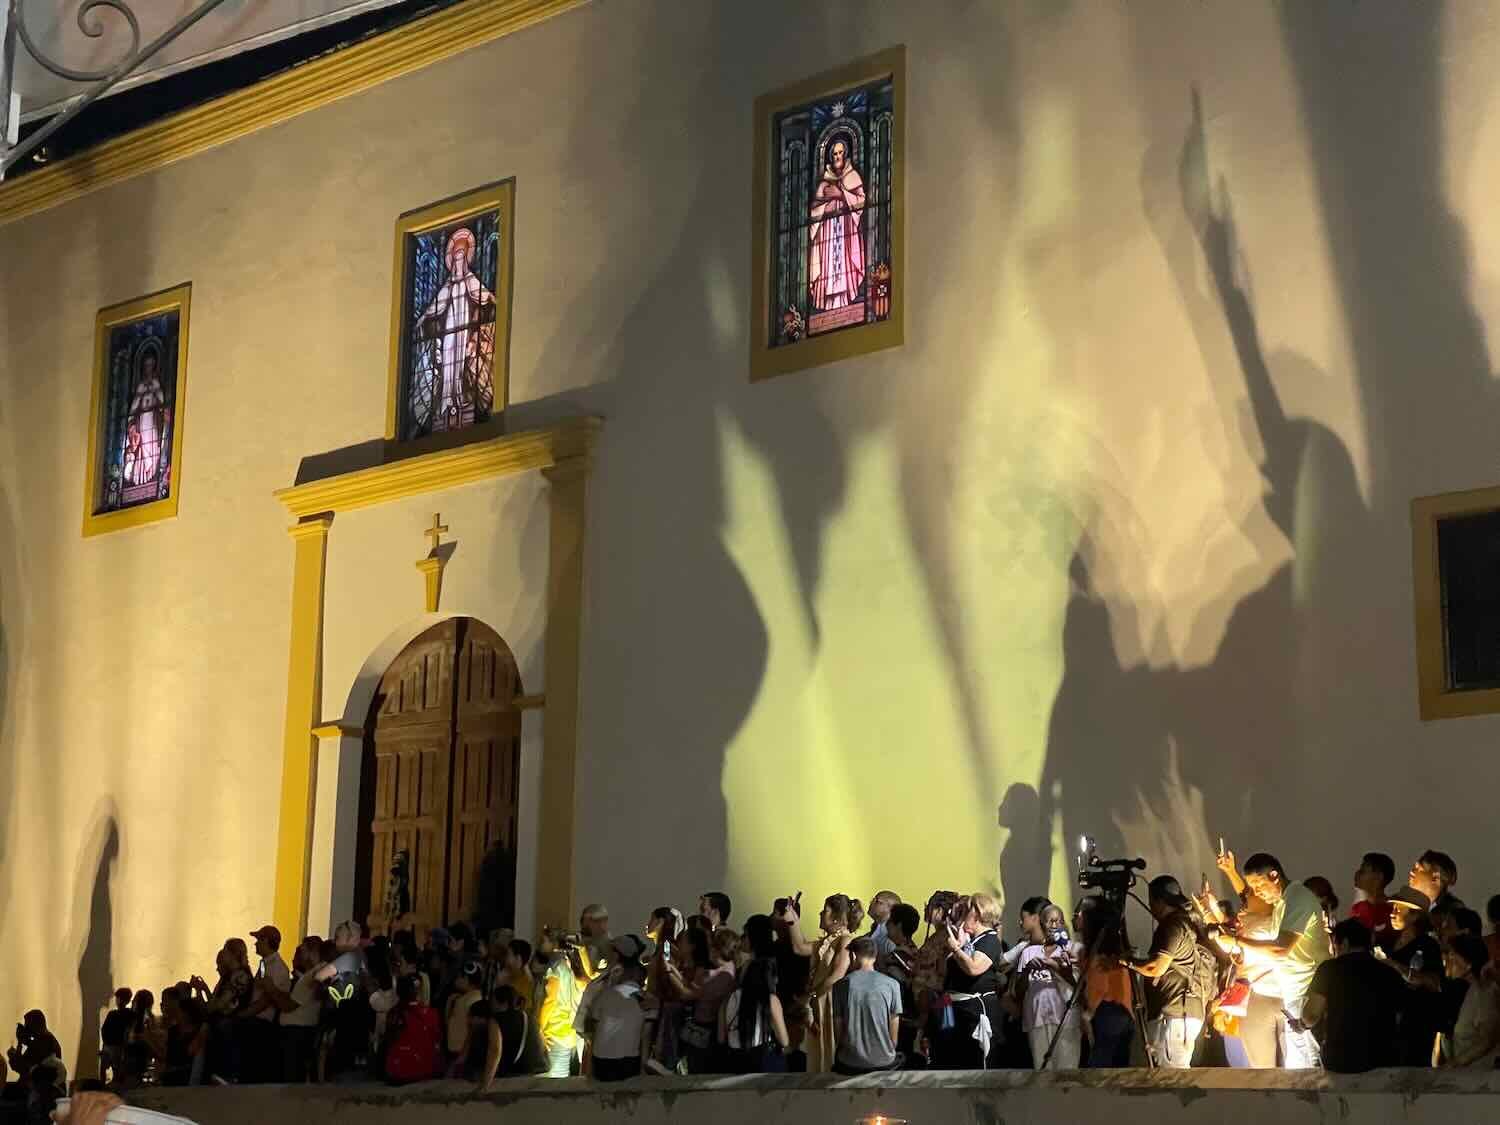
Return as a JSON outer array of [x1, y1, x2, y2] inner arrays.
[[1074, 897, 1134, 1067], [720, 915, 790, 1073], [777, 893, 862, 1072]]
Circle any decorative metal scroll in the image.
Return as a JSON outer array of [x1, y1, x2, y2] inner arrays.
[[16, 0, 143, 83], [1, 0, 234, 176]]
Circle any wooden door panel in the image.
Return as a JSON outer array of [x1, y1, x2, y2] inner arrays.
[[367, 730, 450, 932], [359, 618, 522, 933]]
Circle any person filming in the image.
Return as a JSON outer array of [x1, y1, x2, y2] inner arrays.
[[1129, 876, 1210, 1068]]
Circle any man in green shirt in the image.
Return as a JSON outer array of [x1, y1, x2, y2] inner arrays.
[[1213, 852, 1330, 1069]]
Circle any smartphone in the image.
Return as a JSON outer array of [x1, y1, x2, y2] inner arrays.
[[1218, 836, 1225, 858]]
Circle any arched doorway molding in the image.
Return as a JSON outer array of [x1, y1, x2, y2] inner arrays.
[[274, 417, 598, 943]]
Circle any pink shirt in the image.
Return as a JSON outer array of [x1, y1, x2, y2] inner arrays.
[[694, 964, 737, 1025]]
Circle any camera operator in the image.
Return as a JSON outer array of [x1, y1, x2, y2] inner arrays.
[[931, 893, 1006, 1069], [1129, 876, 1210, 1068], [6, 1010, 64, 1089]]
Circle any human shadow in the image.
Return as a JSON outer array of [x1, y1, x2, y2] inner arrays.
[[1266, 1, 1500, 866], [71, 811, 120, 1082], [1041, 90, 1373, 888], [997, 782, 1047, 916]]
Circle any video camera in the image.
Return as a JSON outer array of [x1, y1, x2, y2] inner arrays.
[[1076, 834, 1146, 908]]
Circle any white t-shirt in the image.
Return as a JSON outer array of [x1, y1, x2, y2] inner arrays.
[[1016, 941, 1084, 1032], [281, 964, 326, 1028], [257, 953, 292, 1022], [587, 981, 645, 1061]]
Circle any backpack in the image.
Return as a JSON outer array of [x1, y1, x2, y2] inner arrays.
[[1186, 940, 1222, 1010]]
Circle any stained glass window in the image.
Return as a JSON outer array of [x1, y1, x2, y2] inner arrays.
[[96, 310, 181, 515], [396, 209, 502, 441], [769, 74, 895, 349]]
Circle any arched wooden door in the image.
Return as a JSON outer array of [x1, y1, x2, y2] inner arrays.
[[354, 618, 522, 933]]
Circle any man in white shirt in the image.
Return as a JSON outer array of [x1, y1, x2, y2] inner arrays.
[[252, 925, 293, 1014], [580, 935, 650, 1082], [1214, 853, 1330, 1069], [244, 924, 293, 1079], [279, 939, 326, 1082]]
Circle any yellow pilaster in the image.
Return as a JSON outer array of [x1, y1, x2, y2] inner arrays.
[[536, 458, 590, 929], [272, 513, 335, 943], [416, 556, 445, 612]]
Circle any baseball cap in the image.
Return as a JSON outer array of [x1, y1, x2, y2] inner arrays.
[[250, 925, 282, 950], [611, 934, 654, 965], [1148, 876, 1193, 909]]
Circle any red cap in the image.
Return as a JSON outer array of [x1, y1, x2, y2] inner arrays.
[[250, 925, 282, 950]]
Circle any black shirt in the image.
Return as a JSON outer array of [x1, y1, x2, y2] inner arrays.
[[496, 1008, 546, 1076], [1145, 911, 1199, 1019], [777, 943, 811, 1009], [100, 1009, 133, 1049], [943, 930, 1005, 995], [1307, 951, 1405, 1072], [1389, 934, 1444, 1067]]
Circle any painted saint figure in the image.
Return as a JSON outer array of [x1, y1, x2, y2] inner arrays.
[[415, 227, 497, 431], [807, 138, 866, 311], [121, 349, 165, 487]]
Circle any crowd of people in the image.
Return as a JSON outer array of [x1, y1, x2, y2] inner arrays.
[[5, 845, 1500, 1117]]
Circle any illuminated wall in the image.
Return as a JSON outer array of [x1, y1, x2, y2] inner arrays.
[[2, 0, 1499, 1070]]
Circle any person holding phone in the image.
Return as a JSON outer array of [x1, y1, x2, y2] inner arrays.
[[1016, 902, 1084, 1069], [931, 893, 1007, 1069]]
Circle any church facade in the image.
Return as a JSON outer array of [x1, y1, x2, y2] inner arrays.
[[3, 0, 1500, 1069]]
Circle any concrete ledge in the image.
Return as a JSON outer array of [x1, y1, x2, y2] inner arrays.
[[126, 1069, 1500, 1125]]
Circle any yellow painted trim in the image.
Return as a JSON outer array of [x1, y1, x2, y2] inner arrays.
[[274, 416, 599, 518], [386, 180, 517, 441], [416, 555, 446, 613], [0, 0, 588, 228], [273, 514, 335, 943], [535, 462, 590, 928], [273, 416, 599, 936], [312, 722, 363, 740], [1411, 486, 1500, 720], [748, 46, 906, 382], [81, 284, 192, 537]]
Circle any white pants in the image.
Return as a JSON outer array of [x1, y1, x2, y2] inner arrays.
[[1281, 995, 1323, 1070], [1148, 1015, 1203, 1068], [1028, 1022, 1081, 1069]]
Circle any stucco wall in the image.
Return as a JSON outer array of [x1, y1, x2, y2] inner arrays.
[[3, 0, 1500, 1073], [120, 1070, 1500, 1125]]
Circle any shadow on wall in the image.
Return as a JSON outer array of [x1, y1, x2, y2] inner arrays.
[[70, 806, 121, 1082], [1046, 0, 1500, 904], [1040, 87, 1373, 892], [533, 0, 1027, 910], [0, 477, 20, 947]]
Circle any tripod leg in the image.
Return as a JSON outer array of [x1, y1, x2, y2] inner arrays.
[[1130, 972, 1158, 1069]]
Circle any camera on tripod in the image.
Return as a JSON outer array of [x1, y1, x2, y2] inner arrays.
[[1076, 834, 1147, 907]]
